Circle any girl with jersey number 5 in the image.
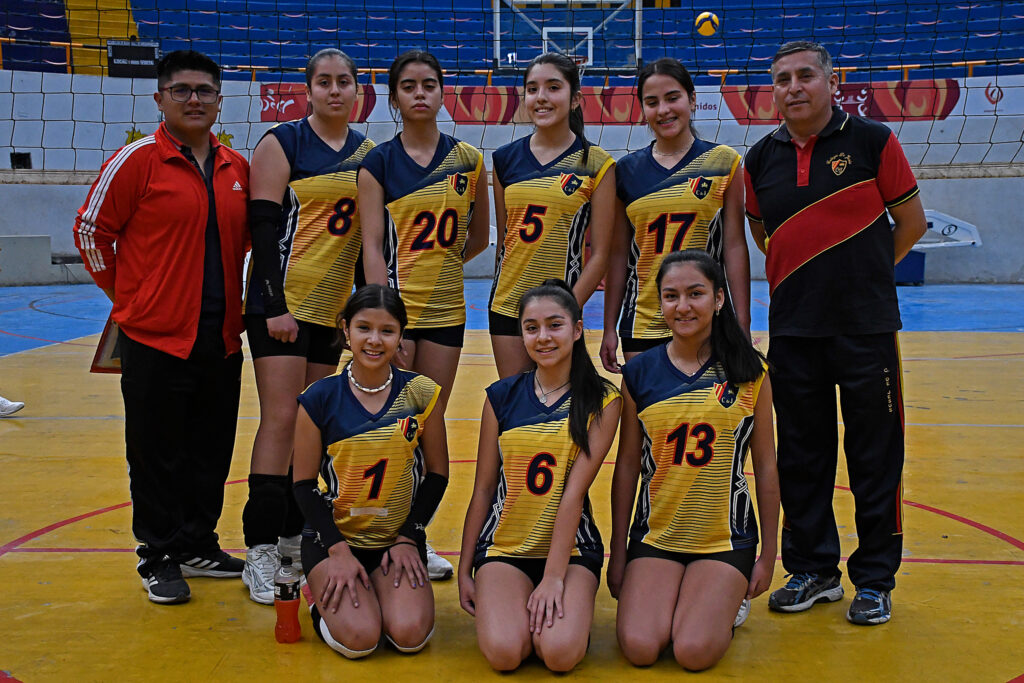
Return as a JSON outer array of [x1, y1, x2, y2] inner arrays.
[[359, 51, 489, 579], [459, 280, 621, 672], [488, 53, 616, 378], [291, 285, 448, 659], [601, 58, 750, 374], [609, 250, 779, 671], [240, 49, 376, 604]]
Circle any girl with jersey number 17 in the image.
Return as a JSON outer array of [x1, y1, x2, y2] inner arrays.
[[460, 280, 621, 673], [359, 51, 490, 580], [609, 250, 779, 671], [240, 49, 374, 603], [292, 284, 448, 659], [488, 53, 616, 378], [601, 57, 750, 374]]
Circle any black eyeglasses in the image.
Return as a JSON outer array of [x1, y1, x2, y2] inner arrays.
[[161, 85, 220, 103]]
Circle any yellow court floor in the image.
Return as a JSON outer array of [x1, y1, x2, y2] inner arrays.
[[1, 330, 1022, 682]]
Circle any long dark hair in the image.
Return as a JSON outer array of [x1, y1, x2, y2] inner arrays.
[[636, 57, 699, 139], [387, 50, 444, 111], [656, 250, 765, 385], [524, 53, 589, 165], [519, 278, 612, 455], [338, 284, 408, 333]]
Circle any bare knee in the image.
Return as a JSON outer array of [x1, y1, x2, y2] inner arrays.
[[385, 614, 434, 652], [540, 637, 587, 673], [480, 636, 530, 672], [618, 629, 663, 667], [672, 633, 728, 671]]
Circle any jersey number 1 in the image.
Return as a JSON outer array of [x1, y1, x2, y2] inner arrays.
[[363, 458, 388, 499]]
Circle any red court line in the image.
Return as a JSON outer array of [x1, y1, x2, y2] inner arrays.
[[0, 501, 132, 558]]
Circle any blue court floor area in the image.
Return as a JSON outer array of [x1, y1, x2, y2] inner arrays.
[[1, 281, 1023, 357]]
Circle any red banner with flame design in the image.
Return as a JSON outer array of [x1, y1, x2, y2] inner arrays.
[[259, 83, 377, 123]]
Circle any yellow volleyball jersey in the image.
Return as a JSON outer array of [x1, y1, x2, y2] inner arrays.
[[244, 119, 374, 328], [489, 135, 615, 318], [616, 140, 741, 339], [475, 372, 619, 561], [361, 134, 482, 329], [297, 367, 440, 549], [621, 346, 766, 554]]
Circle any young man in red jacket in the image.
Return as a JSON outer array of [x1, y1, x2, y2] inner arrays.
[[74, 51, 250, 604]]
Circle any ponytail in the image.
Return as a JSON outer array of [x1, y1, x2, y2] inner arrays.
[[519, 278, 611, 455]]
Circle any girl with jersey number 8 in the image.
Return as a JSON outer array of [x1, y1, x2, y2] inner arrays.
[[291, 284, 448, 658], [488, 53, 617, 379], [609, 250, 779, 671], [459, 279, 621, 672], [600, 57, 750, 375], [240, 49, 376, 604], [359, 51, 490, 580]]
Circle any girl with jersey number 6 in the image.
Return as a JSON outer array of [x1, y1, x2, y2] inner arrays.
[[609, 250, 779, 671], [359, 51, 490, 580], [291, 285, 448, 658], [488, 53, 617, 378], [240, 49, 377, 604], [459, 279, 621, 672]]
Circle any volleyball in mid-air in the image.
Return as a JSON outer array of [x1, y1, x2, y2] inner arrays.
[[695, 11, 719, 37]]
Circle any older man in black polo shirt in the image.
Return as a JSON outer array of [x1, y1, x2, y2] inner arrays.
[[744, 41, 927, 625]]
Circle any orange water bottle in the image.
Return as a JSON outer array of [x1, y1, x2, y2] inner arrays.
[[274, 556, 301, 643]]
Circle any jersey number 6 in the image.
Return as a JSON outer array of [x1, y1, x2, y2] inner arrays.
[[667, 422, 716, 467], [526, 452, 557, 495]]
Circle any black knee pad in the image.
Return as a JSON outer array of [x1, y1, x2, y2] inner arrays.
[[282, 467, 306, 538], [242, 473, 289, 547]]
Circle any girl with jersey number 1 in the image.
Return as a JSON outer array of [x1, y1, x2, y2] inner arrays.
[[460, 280, 621, 673], [609, 250, 779, 671], [292, 284, 448, 659], [489, 53, 616, 378], [240, 49, 375, 603], [359, 50, 489, 580], [601, 57, 749, 374]]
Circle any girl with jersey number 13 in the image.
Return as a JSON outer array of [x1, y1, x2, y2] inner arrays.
[[359, 50, 490, 579], [488, 53, 616, 378], [291, 285, 448, 659], [610, 250, 779, 671], [460, 280, 621, 673]]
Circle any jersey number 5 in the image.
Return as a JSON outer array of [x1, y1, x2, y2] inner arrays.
[[667, 422, 716, 467], [363, 458, 388, 499], [411, 208, 459, 251], [526, 452, 557, 495], [647, 212, 697, 254], [519, 204, 547, 243]]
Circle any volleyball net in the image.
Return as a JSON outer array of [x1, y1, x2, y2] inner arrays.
[[1, 0, 1022, 173]]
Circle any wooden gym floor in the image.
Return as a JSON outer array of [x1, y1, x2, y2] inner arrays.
[[1, 282, 1022, 682]]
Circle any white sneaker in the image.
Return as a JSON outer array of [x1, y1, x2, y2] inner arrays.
[[0, 397, 24, 417], [734, 598, 751, 629], [278, 534, 303, 572], [241, 544, 280, 605], [425, 542, 452, 581]]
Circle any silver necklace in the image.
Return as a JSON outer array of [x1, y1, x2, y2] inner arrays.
[[535, 374, 570, 404], [652, 138, 694, 157], [347, 362, 393, 394]]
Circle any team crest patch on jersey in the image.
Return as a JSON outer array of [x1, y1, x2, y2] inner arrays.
[[397, 416, 419, 442], [449, 173, 469, 195], [689, 176, 713, 199], [713, 381, 738, 408], [828, 153, 852, 176], [559, 173, 583, 196]]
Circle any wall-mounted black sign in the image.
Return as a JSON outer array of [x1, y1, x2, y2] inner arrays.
[[107, 40, 160, 78]]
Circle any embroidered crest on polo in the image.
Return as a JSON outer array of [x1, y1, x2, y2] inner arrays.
[[828, 153, 852, 176]]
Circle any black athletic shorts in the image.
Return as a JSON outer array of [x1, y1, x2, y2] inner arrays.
[[301, 533, 427, 576], [620, 336, 670, 354], [245, 314, 342, 365], [627, 541, 756, 581], [488, 310, 521, 337], [473, 555, 602, 587], [403, 324, 465, 348]]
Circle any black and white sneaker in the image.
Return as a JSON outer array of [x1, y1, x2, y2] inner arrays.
[[847, 588, 892, 625], [177, 549, 244, 578], [768, 573, 844, 613], [140, 559, 191, 604]]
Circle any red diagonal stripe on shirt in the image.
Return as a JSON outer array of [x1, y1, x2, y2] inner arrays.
[[765, 179, 885, 293]]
